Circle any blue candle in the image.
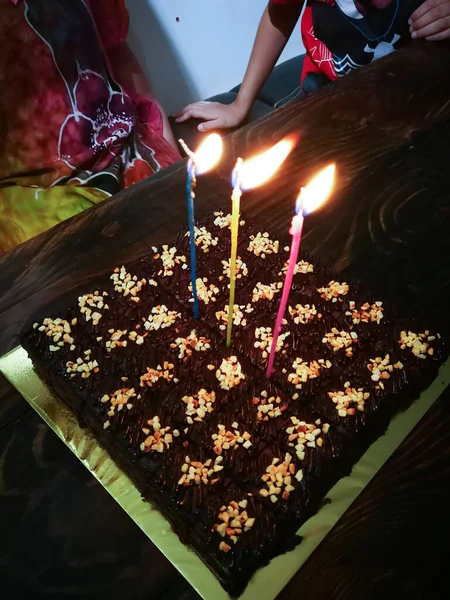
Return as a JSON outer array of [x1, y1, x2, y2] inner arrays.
[[186, 159, 199, 319], [179, 135, 223, 320]]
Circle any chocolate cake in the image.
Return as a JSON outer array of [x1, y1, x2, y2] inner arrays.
[[21, 209, 446, 597]]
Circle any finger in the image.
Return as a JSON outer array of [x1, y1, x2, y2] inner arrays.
[[409, 0, 449, 24], [174, 102, 208, 120], [198, 119, 222, 132], [173, 104, 195, 121], [412, 15, 450, 37], [426, 27, 450, 38], [175, 106, 211, 123], [410, 2, 450, 30], [174, 110, 193, 123]]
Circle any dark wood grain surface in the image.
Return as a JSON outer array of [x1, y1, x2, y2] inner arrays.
[[1, 41, 450, 599]]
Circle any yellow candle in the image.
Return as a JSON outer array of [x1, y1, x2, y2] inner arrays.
[[226, 159, 242, 347], [224, 138, 295, 347]]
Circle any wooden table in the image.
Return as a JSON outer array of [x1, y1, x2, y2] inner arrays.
[[1, 42, 450, 599]]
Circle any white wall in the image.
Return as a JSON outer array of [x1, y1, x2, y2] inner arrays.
[[126, 0, 305, 115]]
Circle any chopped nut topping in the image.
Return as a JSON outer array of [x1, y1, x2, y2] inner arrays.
[[399, 330, 436, 359], [215, 304, 254, 331], [288, 303, 322, 325], [140, 362, 175, 387], [100, 387, 136, 423], [367, 354, 404, 389], [178, 455, 223, 486], [139, 415, 173, 453], [278, 260, 314, 277], [287, 358, 331, 389], [219, 541, 231, 553], [212, 424, 252, 454], [170, 330, 211, 360], [142, 305, 181, 332], [36, 317, 74, 348], [185, 226, 219, 252], [247, 232, 279, 257], [111, 266, 154, 302], [317, 280, 349, 302], [252, 282, 282, 303], [213, 211, 245, 229], [253, 393, 286, 421], [259, 453, 300, 501], [254, 327, 290, 362], [328, 387, 370, 417], [286, 416, 329, 459], [188, 278, 219, 304], [182, 389, 216, 423], [322, 328, 358, 357], [78, 291, 109, 325], [216, 356, 246, 390], [345, 300, 384, 324], [214, 501, 256, 549], [66, 353, 100, 378], [105, 329, 128, 349], [220, 257, 248, 281], [154, 245, 187, 277], [128, 330, 147, 345], [213, 211, 232, 229]]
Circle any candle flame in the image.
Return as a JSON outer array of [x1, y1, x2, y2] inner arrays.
[[194, 133, 223, 175], [296, 164, 336, 215], [238, 138, 294, 191]]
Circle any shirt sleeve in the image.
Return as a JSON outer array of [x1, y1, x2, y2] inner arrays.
[[87, 0, 130, 50]]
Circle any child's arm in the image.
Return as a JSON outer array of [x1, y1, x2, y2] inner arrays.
[[409, 0, 450, 40], [174, 1, 304, 132]]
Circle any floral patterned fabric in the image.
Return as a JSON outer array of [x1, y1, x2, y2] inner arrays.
[[0, 0, 180, 253]]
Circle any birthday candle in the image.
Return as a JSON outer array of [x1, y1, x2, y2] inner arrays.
[[226, 159, 243, 347], [265, 205, 304, 378], [224, 139, 295, 347], [179, 135, 223, 319], [186, 163, 199, 318], [266, 165, 336, 378]]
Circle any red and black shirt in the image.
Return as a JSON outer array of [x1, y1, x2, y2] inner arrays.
[[270, 0, 422, 84]]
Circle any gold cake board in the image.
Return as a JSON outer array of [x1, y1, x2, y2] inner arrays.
[[1, 346, 449, 600]]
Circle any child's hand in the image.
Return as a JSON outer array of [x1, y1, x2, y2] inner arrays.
[[409, 0, 450, 40], [174, 101, 247, 132]]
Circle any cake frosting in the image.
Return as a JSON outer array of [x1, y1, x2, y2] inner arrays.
[[21, 210, 445, 596]]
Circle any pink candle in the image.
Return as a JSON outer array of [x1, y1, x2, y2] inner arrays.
[[266, 210, 304, 378], [265, 164, 336, 379]]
